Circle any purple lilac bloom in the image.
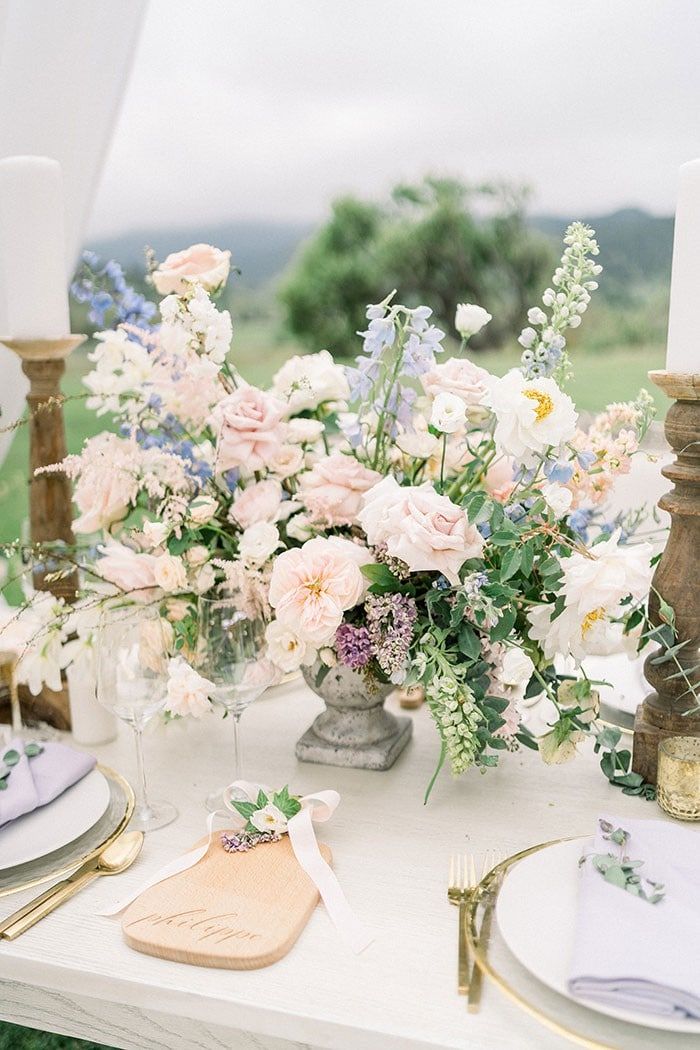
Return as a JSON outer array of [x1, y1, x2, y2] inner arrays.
[[335, 624, 374, 670], [365, 593, 418, 679]]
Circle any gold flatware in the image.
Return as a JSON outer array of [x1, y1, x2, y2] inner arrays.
[[468, 851, 505, 1013], [0, 830, 143, 940], [448, 852, 496, 995]]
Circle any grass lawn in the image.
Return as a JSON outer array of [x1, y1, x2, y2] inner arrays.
[[0, 1025, 107, 1050]]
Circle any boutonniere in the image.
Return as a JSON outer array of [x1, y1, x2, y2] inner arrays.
[[221, 785, 302, 852], [580, 819, 665, 904]]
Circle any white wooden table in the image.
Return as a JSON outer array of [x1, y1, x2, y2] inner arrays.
[[0, 680, 679, 1050]]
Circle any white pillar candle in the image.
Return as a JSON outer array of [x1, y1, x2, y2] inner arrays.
[[666, 159, 700, 374], [0, 155, 70, 339], [66, 649, 117, 747]]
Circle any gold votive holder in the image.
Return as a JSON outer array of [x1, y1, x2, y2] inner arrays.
[[657, 736, 700, 821]]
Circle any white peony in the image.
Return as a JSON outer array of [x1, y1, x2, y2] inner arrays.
[[239, 522, 280, 567], [166, 656, 214, 718], [430, 392, 467, 434], [455, 303, 492, 339], [271, 349, 349, 414], [528, 603, 634, 664], [489, 369, 577, 463], [541, 482, 573, 519], [153, 553, 188, 592], [265, 620, 315, 673], [561, 530, 653, 618]]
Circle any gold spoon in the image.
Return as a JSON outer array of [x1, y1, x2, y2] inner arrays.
[[0, 830, 144, 940]]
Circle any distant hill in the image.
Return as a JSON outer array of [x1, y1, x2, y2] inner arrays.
[[87, 208, 673, 298]]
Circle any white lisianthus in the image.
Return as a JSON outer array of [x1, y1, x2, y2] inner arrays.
[[141, 520, 170, 550], [396, 430, 441, 459], [249, 803, 288, 835], [153, 553, 188, 592], [185, 544, 210, 567], [265, 620, 315, 673], [286, 513, 315, 542], [430, 391, 467, 434], [166, 656, 214, 719], [541, 482, 573, 519], [561, 530, 653, 617], [455, 303, 492, 339], [498, 647, 535, 697], [286, 418, 326, 444], [271, 349, 349, 414], [187, 495, 219, 526], [239, 522, 280, 567], [489, 369, 577, 463]]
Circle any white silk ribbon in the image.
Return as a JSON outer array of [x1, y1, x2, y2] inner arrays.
[[101, 781, 372, 954]]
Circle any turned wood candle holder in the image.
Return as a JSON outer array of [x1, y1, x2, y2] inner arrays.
[[2, 335, 85, 601], [632, 370, 700, 784]]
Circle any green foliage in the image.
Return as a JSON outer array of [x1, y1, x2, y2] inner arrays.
[[281, 177, 554, 356]]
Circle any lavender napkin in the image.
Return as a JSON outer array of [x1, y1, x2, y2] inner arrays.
[[568, 814, 700, 1019], [0, 739, 96, 830]]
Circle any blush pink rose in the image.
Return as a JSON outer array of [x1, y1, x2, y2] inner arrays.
[[358, 477, 484, 585], [213, 386, 287, 475], [421, 356, 492, 406], [268, 537, 365, 645], [229, 479, 283, 530], [299, 453, 381, 526], [152, 243, 231, 296], [96, 540, 158, 597], [484, 456, 516, 502]]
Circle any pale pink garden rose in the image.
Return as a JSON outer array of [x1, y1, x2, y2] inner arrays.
[[358, 476, 484, 585], [421, 356, 492, 407], [73, 467, 138, 534], [268, 536, 365, 645], [96, 540, 158, 596], [299, 452, 381, 526], [152, 244, 231, 296], [166, 656, 214, 718], [229, 479, 283, 530], [484, 455, 516, 502], [213, 386, 287, 474]]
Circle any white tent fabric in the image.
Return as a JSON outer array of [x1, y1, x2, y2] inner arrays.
[[0, 0, 147, 465]]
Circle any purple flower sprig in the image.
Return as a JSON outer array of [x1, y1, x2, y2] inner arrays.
[[366, 592, 418, 681], [335, 623, 374, 670]]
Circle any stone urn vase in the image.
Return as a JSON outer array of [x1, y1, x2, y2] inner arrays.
[[297, 661, 413, 770]]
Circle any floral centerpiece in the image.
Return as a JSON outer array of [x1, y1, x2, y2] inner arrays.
[[1, 228, 668, 795]]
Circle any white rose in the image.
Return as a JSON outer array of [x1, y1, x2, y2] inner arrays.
[[268, 444, 305, 479], [430, 392, 467, 434], [185, 544, 210, 567], [187, 495, 219, 526], [286, 418, 326, 444], [489, 369, 577, 464], [249, 803, 288, 835], [455, 303, 492, 339], [239, 522, 280, 567], [141, 521, 170, 550], [271, 349, 349, 414], [396, 431, 441, 459], [500, 647, 535, 691], [166, 656, 214, 718], [541, 482, 573, 519], [153, 553, 188, 592], [265, 620, 315, 673]]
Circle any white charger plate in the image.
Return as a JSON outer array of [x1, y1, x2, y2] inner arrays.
[[496, 838, 700, 1035], [0, 768, 111, 870]]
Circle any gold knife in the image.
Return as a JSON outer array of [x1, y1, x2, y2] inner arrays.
[[0, 831, 143, 939]]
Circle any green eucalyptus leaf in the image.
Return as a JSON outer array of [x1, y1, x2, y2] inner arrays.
[[3, 749, 20, 767]]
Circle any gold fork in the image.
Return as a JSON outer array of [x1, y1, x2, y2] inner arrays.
[[467, 850, 505, 1013], [448, 853, 495, 995]]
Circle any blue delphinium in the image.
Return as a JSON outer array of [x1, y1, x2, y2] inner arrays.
[[71, 251, 157, 332]]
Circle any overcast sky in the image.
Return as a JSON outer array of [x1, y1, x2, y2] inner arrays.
[[89, 0, 700, 236]]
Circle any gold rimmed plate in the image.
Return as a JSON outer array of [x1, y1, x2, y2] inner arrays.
[[0, 764, 134, 898], [466, 838, 699, 1049]]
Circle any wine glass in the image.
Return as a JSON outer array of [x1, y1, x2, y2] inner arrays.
[[96, 605, 177, 832], [197, 593, 277, 812]]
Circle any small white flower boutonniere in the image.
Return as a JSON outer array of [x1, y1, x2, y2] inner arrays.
[[221, 785, 302, 852]]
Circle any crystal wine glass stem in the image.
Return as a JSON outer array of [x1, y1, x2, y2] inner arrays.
[[232, 711, 243, 781], [132, 724, 151, 817]]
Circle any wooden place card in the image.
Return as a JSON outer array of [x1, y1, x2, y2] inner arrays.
[[122, 833, 332, 969]]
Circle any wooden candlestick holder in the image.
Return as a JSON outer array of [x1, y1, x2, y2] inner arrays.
[[632, 370, 700, 784], [0, 336, 85, 730]]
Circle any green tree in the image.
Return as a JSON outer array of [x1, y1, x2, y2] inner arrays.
[[281, 177, 553, 357]]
